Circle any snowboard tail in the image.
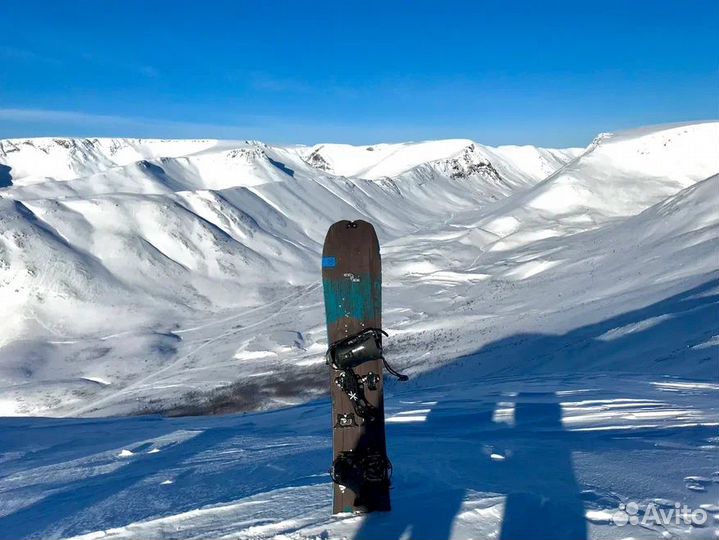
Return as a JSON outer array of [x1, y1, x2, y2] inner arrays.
[[322, 220, 391, 513]]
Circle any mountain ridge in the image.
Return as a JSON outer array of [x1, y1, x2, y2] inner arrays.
[[0, 121, 716, 417]]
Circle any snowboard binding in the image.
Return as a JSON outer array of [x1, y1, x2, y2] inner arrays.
[[326, 329, 387, 370], [328, 330, 409, 424], [335, 369, 379, 422], [326, 329, 409, 381], [330, 450, 392, 495]]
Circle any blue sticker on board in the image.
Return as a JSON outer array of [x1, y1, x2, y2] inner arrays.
[[322, 256, 336, 268]]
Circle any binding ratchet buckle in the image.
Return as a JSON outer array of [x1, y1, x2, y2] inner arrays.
[[326, 329, 387, 370], [326, 329, 408, 381]]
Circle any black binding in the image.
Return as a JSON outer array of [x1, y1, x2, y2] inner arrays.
[[334, 369, 379, 422], [331, 450, 392, 493], [327, 329, 409, 381]]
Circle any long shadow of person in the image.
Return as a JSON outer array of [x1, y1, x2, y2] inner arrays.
[[499, 392, 586, 540], [354, 391, 587, 540], [353, 399, 497, 540], [354, 276, 719, 539]]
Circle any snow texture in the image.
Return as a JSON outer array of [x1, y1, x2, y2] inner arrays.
[[0, 121, 718, 539]]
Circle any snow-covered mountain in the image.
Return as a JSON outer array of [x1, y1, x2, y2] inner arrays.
[[0, 134, 584, 416], [1, 124, 717, 418], [0, 121, 718, 540]]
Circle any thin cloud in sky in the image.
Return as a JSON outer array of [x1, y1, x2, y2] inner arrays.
[[226, 70, 360, 100], [0, 108, 268, 137], [247, 72, 315, 94], [0, 46, 63, 66], [1, 2, 716, 146], [0, 107, 454, 144]]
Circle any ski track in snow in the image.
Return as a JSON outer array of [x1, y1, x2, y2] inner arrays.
[[0, 123, 718, 539], [69, 282, 322, 416]]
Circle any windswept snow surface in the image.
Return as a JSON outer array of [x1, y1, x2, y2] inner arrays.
[[1, 365, 718, 539], [0, 121, 718, 539]]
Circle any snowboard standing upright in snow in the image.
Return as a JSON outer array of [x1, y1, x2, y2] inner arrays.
[[322, 220, 397, 513]]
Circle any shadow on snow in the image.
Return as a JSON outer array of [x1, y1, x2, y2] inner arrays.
[[0, 276, 716, 539], [354, 392, 587, 540], [354, 275, 719, 539], [0, 164, 11, 188]]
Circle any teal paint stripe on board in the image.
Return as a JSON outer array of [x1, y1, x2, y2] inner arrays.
[[322, 274, 381, 328]]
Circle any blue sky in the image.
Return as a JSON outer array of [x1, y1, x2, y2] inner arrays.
[[1, 1, 717, 147]]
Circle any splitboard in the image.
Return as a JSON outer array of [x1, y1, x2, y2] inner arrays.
[[322, 219, 392, 513]]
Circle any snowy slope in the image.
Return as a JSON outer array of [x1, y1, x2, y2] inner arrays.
[[0, 122, 716, 418], [468, 121, 719, 251], [0, 138, 219, 184], [0, 121, 718, 539], [1, 309, 717, 539], [0, 134, 583, 416], [524, 122, 718, 217]]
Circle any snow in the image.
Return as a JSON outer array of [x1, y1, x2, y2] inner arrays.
[[82, 376, 111, 386], [299, 140, 581, 183], [0, 373, 717, 539], [0, 121, 718, 539], [0, 131, 589, 416]]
